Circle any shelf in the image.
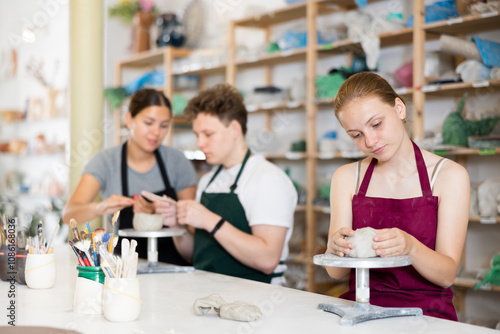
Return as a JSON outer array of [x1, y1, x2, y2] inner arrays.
[[295, 205, 306, 212], [454, 274, 500, 292], [233, 0, 359, 28], [117, 47, 191, 68], [172, 116, 191, 126], [0, 151, 65, 157], [172, 63, 226, 76], [425, 11, 500, 35], [116, 47, 225, 77], [246, 100, 305, 113], [318, 27, 414, 56], [288, 252, 313, 265], [236, 48, 307, 70], [314, 151, 365, 159], [314, 205, 331, 214], [469, 216, 500, 224], [264, 152, 307, 160], [433, 147, 500, 156], [421, 80, 500, 97]]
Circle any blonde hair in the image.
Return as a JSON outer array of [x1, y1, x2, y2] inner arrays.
[[333, 72, 405, 117]]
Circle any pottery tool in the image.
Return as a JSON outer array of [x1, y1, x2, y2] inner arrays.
[[86, 221, 92, 234], [121, 238, 130, 260], [141, 190, 177, 205], [109, 211, 120, 253], [37, 220, 43, 247], [46, 224, 59, 254], [100, 259, 115, 278], [69, 219, 80, 241], [94, 228, 105, 266], [17, 230, 26, 249]]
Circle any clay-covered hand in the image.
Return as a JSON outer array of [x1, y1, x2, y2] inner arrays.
[[141, 192, 178, 227], [92, 195, 135, 216], [326, 227, 355, 257], [345, 227, 377, 258], [373, 227, 414, 257], [132, 194, 155, 214], [176, 200, 220, 231]]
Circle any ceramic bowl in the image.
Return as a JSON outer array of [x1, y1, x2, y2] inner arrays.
[[132, 213, 164, 231]]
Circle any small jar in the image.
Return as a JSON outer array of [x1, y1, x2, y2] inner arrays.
[[156, 13, 185, 48]]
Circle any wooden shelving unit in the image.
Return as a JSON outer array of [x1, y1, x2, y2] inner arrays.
[[415, 6, 500, 322], [113, 46, 222, 144], [113, 5, 500, 320]]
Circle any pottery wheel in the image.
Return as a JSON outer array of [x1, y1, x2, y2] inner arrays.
[[118, 228, 194, 274], [313, 254, 422, 326]]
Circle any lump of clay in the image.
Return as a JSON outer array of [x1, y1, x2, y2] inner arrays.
[[193, 293, 227, 315], [219, 301, 262, 322], [346, 227, 377, 258], [193, 294, 262, 322], [132, 213, 163, 231]]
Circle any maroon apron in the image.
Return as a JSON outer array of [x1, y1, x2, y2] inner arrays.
[[340, 141, 457, 321]]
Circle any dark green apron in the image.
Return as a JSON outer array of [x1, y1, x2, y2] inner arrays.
[[193, 150, 274, 283]]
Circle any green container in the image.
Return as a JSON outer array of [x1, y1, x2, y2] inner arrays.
[[76, 266, 105, 284]]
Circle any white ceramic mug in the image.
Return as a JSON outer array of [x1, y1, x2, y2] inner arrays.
[[103, 277, 141, 322], [73, 277, 104, 314], [24, 253, 56, 289]]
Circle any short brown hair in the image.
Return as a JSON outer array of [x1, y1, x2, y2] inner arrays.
[[184, 84, 247, 135], [333, 72, 405, 117]]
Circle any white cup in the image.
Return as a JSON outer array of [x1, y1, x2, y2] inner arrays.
[[103, 277, 141, 322], [73, 277, 104, 314], [24, 253, 56, 289]]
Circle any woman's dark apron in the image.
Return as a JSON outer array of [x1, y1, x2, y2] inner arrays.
[[118, 142, 189, 266]]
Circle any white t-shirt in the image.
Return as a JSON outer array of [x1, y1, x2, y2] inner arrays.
[[196, 154, 297, 282]]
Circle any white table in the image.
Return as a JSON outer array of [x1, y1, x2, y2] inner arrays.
[[0, 245, 496, 333]]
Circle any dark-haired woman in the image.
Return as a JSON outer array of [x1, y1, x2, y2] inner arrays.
[[63, 89, 197, 265]]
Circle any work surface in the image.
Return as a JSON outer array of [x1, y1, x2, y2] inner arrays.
[[0, 245, 496, 334]]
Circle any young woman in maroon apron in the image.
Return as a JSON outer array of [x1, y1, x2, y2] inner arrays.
[[325, 72, 470, 320]]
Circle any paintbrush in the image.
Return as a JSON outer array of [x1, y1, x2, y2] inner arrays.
[[46, 224, 59, 254], [69, 219, 80, 241], [37, 220, 43, 248], [0, 215, 7, 245], [108, 211, 120, 253]]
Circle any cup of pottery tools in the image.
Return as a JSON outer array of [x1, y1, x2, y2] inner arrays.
[[103, 277, 141, 322], [15, 248, 28, 284], [24, 253, 56, 289], [73, 266, 105, 315]]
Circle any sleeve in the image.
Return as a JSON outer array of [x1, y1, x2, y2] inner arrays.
[[81, 150, 110, 190], [245, 169, 297, 229]]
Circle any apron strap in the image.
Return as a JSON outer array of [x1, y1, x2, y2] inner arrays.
[[121, 142, 129, 197], [154, 148, 178, 201], [230, 149, 251, 193], [205, 149, 252, 193], [412, 141, 432, 197], [357, 158, 377, 196], [121, 141, 174, 199]]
